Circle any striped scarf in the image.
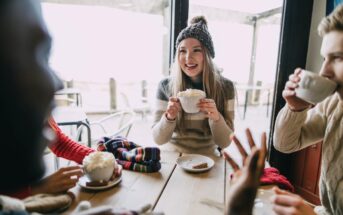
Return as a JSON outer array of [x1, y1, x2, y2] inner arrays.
[[97, 136, 161, 173]]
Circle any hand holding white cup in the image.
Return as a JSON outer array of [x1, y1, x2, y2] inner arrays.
[[177, 89, 206, 113], [295, 70, 337, 104]]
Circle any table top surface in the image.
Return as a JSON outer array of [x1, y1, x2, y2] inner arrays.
[[63, 150, 273, 215]]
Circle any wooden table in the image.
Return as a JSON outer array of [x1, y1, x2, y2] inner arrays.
[[63, 151, 271, 215]]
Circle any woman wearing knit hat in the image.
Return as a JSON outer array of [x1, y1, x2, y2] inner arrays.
[[152, 16, 235, 155]]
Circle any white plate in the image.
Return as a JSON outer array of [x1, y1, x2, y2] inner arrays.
[[78, 175, 121, 191], [176, 154, 214, 173]]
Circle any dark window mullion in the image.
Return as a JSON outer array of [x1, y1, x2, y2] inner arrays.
[[169, 0, 188, 68]]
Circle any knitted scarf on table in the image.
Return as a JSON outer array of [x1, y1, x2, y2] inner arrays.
[[97, 136, 161, 173]]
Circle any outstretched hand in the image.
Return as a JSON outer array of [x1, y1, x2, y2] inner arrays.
[[224, 128, 267, 215], [31, 166, 83, 195]]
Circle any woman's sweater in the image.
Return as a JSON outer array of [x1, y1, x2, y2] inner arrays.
[[1, 118, 95, 199], [48, 118, 94, 164], [152, 77, 235, 155], [274, 93, 343, 215]]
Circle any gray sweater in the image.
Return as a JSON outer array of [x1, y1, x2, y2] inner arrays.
[[152, 77, 235, 155], [274, 93, 343, 215]]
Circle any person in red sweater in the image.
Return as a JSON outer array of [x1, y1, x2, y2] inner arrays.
[[7, 118, 122, 199]]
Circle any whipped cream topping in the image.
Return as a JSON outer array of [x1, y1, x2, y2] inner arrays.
[[83, 151, 115, 172], [177, 89, 206, 97]]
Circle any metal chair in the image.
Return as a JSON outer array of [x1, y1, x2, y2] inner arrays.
[[120, 92, 150, 120], [77, 110, 136, 146]]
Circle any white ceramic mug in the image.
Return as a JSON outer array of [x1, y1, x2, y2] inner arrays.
[[295, 70, 337, 104], [178, 96, 205, 113], [83, 152, 117, 182], [177, 89, 206, 113]]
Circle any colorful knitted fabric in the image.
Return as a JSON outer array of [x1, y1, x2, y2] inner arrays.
[[97, 136, 161, 173]]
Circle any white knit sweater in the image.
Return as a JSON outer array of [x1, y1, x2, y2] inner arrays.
[[274, 93, 343, 215]]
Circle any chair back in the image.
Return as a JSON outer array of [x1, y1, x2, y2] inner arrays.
[[90, 110, 136, 143]]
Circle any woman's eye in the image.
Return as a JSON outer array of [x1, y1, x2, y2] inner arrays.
[[194, 49, 202, 52], [179, 50, 186, 53]]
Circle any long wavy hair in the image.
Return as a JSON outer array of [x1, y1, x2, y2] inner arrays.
[[169, 45, 228, 132]]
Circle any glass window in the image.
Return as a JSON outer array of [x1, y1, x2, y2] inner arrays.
[[189, 0, 283, 136], [41, 1, 170, 112]]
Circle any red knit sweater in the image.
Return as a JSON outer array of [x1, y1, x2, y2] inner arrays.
[[2, 118, 95, 199], [48, 118, 95, 164]]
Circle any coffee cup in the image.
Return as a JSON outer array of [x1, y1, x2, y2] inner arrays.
[[177, 89, 206, 113], [295, 70, 337, 104], [82, 151, 117, 182]]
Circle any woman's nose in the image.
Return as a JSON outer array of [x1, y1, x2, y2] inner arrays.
[[185, 51, 192, 60]]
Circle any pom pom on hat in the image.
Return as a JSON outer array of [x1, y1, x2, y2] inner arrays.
[[175, 16, 215, 58], [189, 15, 208, 25]]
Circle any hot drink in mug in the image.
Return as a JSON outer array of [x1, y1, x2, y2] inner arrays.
[[295, 70, 337, 104]]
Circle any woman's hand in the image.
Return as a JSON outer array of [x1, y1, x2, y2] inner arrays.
[[224, 128, 267, 215], [165, 97, 181, 120], [271, 187, 316, 215], [31, 166, 83, 195], [283, 68, 312, 111], [198, 98, 220, 121], [110, 165, 122, 180]]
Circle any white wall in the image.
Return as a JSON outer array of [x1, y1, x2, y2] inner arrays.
[[305, 0, 326, 73]]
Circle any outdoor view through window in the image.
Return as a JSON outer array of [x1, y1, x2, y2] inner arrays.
[[42, 0, 283, 145]]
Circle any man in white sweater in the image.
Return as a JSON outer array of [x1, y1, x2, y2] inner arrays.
[[273, 5, 343, 215]]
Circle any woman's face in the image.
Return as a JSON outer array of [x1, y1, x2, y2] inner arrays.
[[0, 0, 63, 191], [178, 38, 204, 81]]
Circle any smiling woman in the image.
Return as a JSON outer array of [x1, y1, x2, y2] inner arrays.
[[152, 16, 235, 155]]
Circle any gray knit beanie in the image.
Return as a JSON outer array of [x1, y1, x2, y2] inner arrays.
[[175, 16, 215, 58]]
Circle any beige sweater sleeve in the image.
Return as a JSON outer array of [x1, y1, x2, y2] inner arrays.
[[152, 110, 176, 145], [273, 104, 327, 153], [209, 108, 234, 149]]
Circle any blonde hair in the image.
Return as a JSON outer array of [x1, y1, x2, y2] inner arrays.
[[170, 45, 228, 131], [318, 4, 343, 36]]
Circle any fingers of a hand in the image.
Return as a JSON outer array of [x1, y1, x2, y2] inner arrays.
[[272, 186, 295, 196], [112, 165, 123, 179], [223, 151, 240, 171], [62, 168, 84, 178], [282, 89, 296, 98], [59, 166, 82, 172], [272, 205, 299, 215], [245, 128, 255, 149], [272, 193, 304, 208], [294, 68, 302, 76], [169, 97, 179, 102], [245, 148, 260, 176], [289, 75, 300, 83], [285, 81, 298, 90], [59, 178, 79, 191], [232, 135, 248, 160]]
